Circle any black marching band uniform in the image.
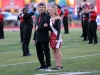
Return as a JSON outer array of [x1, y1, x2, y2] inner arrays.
[[63, 8, 69, 34], [88, 4, 98, 44], [78, 5, 84, 37], [22, 8, 35, 56], [82, 4, 89, 41], [0, 13, 4, 39], [18, 13, 25, 42]]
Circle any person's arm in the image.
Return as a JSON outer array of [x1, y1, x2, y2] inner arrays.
[[38, 15, 51, 31], [91, 12, 97, 18], [33, 31, 36, 40], [23, 12, 35, 18], [56, 19, 61, 40], [18, 15, 20, 20], [33, 24, 37, 45], [23, 8, 36, 18]]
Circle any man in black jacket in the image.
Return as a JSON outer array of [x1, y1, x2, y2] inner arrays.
[[22, 7, 36, 56], [33, 3, 51, 70]]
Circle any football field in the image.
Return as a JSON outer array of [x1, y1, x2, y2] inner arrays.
[[0, 27, 100, 75]]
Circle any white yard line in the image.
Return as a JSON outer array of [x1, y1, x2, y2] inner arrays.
[[0, 54, 100, 67], [0, 61, 38, 67], [34, 72, 90, 75], [34, 70, 100, 75], [62, 54, 100, 59]]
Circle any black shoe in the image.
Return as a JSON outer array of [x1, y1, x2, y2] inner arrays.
[[94, 42, 97, 44], [88, 42, 92, 44], [0, 37, 4, 39], [52, 66, 63, 70], [23, 53, 32, 56], [64, 32, 69, 34], [44, 66, 51, 70], [82, 39, 88, 41], [80, 35, 84, 37], [36, 66, 46, 70]]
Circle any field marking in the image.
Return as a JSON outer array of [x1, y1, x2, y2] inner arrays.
[[0, 54, 100, 67], [34, 70, 100, 75], [62, 54, 100, 59], [34, 72, 90, 75]]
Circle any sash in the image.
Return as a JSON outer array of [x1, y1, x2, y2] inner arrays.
[[50, 19, 62, 48]]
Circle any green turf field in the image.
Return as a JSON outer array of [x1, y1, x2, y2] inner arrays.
[[0, 28, 100, 75]]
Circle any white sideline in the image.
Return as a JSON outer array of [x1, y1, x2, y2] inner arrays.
[[0, 54, 100, 67], [34, 70, 100, 75], [34, 72, 90, 75]]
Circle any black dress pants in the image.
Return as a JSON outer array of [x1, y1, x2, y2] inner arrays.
[[0, 22, 4, 39], [88, 21, 97, 43], [22, 25, 33, 55], [63, 16, 69, 33], [83, 20, 89, 40], [81, 19, 85, 37], [20, 22, 24, 42], [36, 42, 51, 67]]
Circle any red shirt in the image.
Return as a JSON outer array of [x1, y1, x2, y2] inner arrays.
[[90, 11, 97, 21], [19, 16, 24, 22], [64, 9, 68, 16], [58, 8, 61, 16], [0, 14, 4, 22]]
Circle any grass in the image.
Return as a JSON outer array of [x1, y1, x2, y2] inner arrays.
[[0, 28, 100, 75]]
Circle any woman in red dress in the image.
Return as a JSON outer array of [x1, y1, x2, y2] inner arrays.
[[47, 5, 63, 70]]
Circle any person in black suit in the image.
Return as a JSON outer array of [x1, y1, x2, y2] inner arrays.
[[63, 6, 69, 34], [33, 3, 51, 70], [22, 7, 36, 56]]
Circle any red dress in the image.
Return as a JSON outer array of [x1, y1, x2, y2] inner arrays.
[[49, 19, 62, 49]]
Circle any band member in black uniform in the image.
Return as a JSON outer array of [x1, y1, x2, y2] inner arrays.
[[82, 4, 89, 41], [78, 4, 84, 37], [88, 4, 98, 44], [33, 3, 51, 70], [18, 10, 24, 43], [22, 7, 36, 56], [0, 10, 4, 39], [63, 6, 69, 34], [80, 0, 88, 37]]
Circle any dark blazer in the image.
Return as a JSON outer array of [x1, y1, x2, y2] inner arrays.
[[33, 12, 50, 42], [23, 12, 34, 26]]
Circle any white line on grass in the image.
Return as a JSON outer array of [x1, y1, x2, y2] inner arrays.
[[0, 54, 100, 67], [62, 54, 100, 59], [34, 70, 100, 75], [0, 61, 38, 67], [34, 72, 90, 75]]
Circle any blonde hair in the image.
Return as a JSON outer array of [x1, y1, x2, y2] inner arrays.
[[49, 5, 59, 16], [48, 5, 61, 20]]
